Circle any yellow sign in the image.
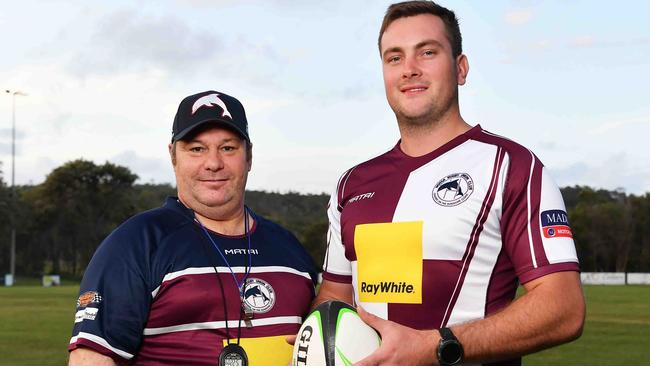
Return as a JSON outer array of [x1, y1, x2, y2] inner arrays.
[[223, 335, 292, 365], [355, 221, 423, 303]]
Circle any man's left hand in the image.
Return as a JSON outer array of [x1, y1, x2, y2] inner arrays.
[[354, 306, 440, 366]]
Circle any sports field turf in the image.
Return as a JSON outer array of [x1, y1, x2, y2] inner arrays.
[[0, 284, 648, 365]]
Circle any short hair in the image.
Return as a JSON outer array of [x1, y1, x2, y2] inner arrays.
[[378, 1, 463, 58]]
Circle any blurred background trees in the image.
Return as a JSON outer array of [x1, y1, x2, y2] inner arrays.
[[1, 160, 649, 279]]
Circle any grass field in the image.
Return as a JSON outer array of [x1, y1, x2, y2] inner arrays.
[[525, 285, 650, 365], [0, 285, 78, 366], [0, 284, 648, 365]]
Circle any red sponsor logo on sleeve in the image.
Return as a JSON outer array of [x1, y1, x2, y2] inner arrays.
[[543, 225, 573, 239], [541, 210, 573, 239]]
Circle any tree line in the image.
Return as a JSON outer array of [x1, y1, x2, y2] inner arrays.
[[0, 159, 648, 279]]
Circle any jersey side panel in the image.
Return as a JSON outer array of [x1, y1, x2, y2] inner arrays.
[[323, 172, 353, 281], [538, 168, 579, 264], [473, 129, 579, 284]]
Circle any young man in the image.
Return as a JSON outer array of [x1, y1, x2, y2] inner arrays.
[[316, 2, 585, 365], [69, 91, 317, 365]]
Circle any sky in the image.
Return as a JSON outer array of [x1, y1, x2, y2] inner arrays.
[[1, 0, 649, 195]]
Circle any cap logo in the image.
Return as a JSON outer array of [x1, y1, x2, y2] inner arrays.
[[191, 93, 232, 119]]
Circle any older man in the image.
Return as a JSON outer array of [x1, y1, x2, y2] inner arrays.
[[69, 91, 317, 366]]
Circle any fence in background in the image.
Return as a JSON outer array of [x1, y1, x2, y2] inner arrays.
[[581, 272, 650, 285]]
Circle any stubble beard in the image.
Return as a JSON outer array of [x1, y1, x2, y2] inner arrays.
[[393, 89, 458, 132]]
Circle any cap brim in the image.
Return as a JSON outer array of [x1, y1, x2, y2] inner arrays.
[[172, 119, 250, 143]]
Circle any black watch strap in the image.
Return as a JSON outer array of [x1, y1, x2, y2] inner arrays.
[[439, 327, 457, 341], [438, 327, 464, 366]]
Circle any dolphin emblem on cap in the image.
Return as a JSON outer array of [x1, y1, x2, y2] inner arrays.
[[191, 93, 233, 119]]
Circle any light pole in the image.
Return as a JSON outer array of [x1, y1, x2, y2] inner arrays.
[[5, 89, 27, 283]]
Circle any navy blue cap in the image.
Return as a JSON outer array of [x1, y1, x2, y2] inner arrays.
[[172, 90, 250, 143]]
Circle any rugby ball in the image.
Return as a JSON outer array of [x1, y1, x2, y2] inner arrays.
[[292, 300, 381, 366]]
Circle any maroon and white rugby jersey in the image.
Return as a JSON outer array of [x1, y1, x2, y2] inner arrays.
[[323, 125, 578, 345], [70, 198, 317, 365]]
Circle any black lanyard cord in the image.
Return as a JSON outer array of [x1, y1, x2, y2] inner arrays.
[[183, 201, 253, 347], [194, 223, 237, 344]]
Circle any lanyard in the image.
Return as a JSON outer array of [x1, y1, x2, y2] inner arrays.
[[194, 206, 255, 346], [194, 207, 253, 298]]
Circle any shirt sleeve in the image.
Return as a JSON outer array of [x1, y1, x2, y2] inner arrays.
[[501, 153, 580, 285], [322, 175, 353, 283], [69, 221, 152, 361]]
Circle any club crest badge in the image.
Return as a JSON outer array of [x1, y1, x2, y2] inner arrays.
[[243, 278, 275, 313], [432, 173, 474, 207]]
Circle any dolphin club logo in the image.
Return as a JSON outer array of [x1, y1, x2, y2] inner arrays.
[[191, 93, 232, 119], [540, 209, 573, 239], [432, 173, 474, 207], [243, 278, 275, 313]]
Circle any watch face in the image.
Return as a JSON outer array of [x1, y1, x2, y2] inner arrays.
[[440, 341, 463, 365]]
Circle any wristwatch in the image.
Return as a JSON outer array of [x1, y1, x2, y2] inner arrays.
[[437, 327, 464, 366]]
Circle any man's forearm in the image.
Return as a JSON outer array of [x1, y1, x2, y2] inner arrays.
[[312, 279, 354, 310], [69, 348, 118, 366], [453, 271, 585, 363]]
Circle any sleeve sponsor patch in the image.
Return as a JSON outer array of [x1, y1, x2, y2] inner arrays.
[[75, 307, 99, 323], [77, 291, 103, 308], [540, 210, 573, 239]]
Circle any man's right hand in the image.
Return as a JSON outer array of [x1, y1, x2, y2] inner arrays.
[[354, 306, 439, 366]]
